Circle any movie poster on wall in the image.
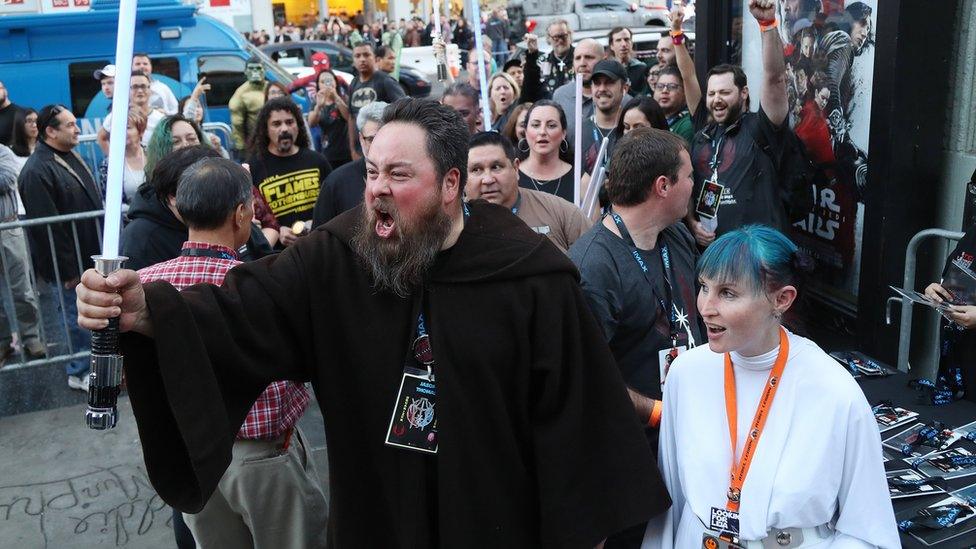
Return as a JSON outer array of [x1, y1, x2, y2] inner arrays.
[[741, 0, 877, 310]]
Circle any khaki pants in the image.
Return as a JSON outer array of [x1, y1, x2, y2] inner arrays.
[[184, 427, 329, 549]]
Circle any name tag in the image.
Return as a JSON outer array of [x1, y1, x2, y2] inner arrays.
[[658, 345, 687, 388], [385, 372, 438, 454], [709, 506, 740, 536]]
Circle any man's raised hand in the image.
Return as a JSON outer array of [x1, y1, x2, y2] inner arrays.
[[670, 2, 685, 32], [748, 0, 776, 22], [76, 268, 153, 337]]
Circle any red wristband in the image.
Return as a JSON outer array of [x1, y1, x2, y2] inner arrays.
[[671, 32, 685, 46], [758, 18, 779, 32], [648, 399, 663, 428]]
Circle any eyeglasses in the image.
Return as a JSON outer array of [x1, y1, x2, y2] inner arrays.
[[655, 83, 681, 92], [130, 84, 149, 91], [548, 33, 569, 40]]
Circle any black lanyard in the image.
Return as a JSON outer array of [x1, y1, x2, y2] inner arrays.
[[180, 247, 237, 261], [709, 130, 727, 175], [609, 211, 681, 345]]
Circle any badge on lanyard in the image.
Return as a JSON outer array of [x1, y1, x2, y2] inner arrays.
[[385, 370, 438, 454], [702, 533, 744, 549], [709, 506, 741, 536], [696, 175, 725, 221], [385, 311, 439, 454], [658, 345, 688, 389]]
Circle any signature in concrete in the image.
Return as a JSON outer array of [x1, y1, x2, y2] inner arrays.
[[0, 464, 171, 547]]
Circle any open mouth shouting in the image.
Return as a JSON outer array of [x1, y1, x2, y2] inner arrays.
[[375, 207, 396, 239]]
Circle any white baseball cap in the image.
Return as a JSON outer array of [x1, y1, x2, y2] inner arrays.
[[93, 64, 117, 80]]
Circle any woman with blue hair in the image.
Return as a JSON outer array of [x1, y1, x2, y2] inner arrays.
[[644, 225, 899, 549]]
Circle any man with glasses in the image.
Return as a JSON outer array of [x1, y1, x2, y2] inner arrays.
[[96, 71, 166, 154], [542, 20, 574, 96], [654, 67, 694, 143], [132, 53, 179, 115], [18, 104, 102, 391]]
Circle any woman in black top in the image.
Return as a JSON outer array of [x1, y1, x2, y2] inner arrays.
[[925, 222, 976, 401], [517, 100, 575, 204], [307, 69, 352, 169]]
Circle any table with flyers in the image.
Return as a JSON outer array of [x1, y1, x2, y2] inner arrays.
[[841, 351, 976, 548]]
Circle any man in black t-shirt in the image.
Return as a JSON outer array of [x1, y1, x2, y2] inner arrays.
[[246, 98, 332, 246], [0, 81, 23, 147], [348, 43, 406, 153], [570, 127, 701, 547], [682, 0, 790, 248]]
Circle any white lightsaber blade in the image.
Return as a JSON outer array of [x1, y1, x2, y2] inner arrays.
[[102, 0, 137, 258], [573, 74, 583, 206], [470, 2, 492, 131], [582, 136, 610, 218]]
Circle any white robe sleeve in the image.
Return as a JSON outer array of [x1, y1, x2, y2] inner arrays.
[[831, 392, 900, 549], [642, 370, 683, 549]]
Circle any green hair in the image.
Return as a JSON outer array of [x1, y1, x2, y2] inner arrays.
[[144, 115, 210, 178]]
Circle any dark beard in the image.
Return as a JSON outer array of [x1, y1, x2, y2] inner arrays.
[[351, 197, 452, 298], [708, 100, 744, 126]]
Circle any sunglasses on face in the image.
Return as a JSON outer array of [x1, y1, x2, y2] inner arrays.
[[37, 105, 65, 132]]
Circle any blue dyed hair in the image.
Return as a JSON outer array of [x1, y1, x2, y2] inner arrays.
[[697, 225, 802, 295]]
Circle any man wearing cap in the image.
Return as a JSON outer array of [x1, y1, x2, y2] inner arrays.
[[608, 27, 650, 96], [580, 59, 629, 175], [132, 54, 179, 115], [94, 65, 116, 104], [466, 131, 591, 253], [553, 39, 633, 141]]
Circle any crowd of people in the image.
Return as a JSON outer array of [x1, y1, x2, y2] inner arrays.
[[0, 0, 973, 547]]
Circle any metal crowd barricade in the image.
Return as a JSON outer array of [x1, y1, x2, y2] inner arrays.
[[76, 133, 104, 189], [202, 121, 234, 152], [888, 228, 965, 372], [0, 210, 104, 371]]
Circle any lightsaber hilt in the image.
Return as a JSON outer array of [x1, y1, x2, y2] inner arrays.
[[432, 32, 448, 82], [85, 256, 128, 430]]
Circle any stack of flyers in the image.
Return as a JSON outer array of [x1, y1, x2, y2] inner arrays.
[[830, 351, 894, 377], [887, 469, 947, 500], [898, 483, 976, 546], [883, 423, 966, 458], [912, 448, 976, 480], [873, 401, 920, 433]]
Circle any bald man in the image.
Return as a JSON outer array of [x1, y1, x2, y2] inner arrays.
[[553, 38, 633, 141]]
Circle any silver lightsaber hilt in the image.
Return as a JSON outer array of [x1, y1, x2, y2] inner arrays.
[[85, 256, 128, 430], [437, 61, 449, 82]]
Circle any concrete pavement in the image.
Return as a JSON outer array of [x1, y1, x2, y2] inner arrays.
[[0, 396, 329, 548]]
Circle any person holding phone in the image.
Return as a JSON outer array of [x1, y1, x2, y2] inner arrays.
[[308, 69, 352, 169]]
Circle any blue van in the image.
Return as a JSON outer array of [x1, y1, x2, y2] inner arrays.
[[0, 0, 304, 137]]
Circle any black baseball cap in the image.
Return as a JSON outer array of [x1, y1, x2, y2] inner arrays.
[[503, 58, 522, 72], [591, 59, 628, 83]]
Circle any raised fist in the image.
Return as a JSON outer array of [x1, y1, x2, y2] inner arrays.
[[748, 0, 776, 22]]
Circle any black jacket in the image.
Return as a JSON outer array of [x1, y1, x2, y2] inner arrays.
[[18, 141, 102, 283], [311, 157, 365, 228], [122, 201, 669, 547], [122, 184, 273, 271]]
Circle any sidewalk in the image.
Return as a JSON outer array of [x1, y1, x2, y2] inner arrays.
[[0, 397, 329, 548]]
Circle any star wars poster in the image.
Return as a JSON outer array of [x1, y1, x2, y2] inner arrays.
[[742, 0, 877, 309]]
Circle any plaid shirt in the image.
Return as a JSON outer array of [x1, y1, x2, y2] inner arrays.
[[138, 241, 310, 440]]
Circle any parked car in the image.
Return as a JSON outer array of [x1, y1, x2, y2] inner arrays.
[[507, 0, 670, 39], [260, 41, 432, 98], [514, 26, 695, 65]]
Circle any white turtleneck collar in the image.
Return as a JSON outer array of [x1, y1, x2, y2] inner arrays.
[[729, 344, 781, 372]]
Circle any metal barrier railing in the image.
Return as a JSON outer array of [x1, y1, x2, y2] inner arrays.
[[76, 134, 104, 190], [0, 210, 104, 372], [888, 228, 965, 372], [202, 121, 234, 153]]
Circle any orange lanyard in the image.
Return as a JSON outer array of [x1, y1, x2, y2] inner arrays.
[[723, 327, 789, 513]]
